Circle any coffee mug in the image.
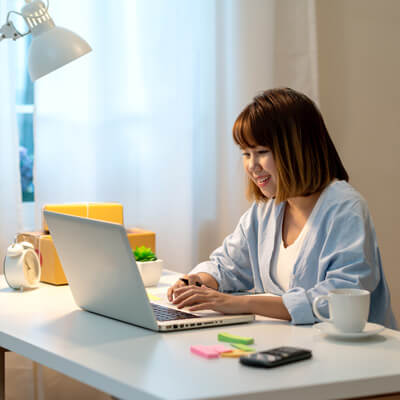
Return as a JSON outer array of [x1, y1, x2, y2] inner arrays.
[[312, 289, 370, 333]]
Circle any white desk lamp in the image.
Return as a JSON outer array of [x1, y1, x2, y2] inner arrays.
[[0, 0, 92, 81]]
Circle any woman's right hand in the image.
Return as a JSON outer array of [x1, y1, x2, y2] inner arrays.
[[167, 274, 203, 302]]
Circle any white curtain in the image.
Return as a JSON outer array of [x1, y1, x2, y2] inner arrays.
[[7, 0, 318, 397], [34, 0, 318, 274], [0, 0, 22, 272]]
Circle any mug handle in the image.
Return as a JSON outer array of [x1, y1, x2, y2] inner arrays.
[[312, 295, 331, 322]]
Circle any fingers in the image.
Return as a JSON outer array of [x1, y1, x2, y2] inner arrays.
[[169, 285, 238, 314], [174, 291, 210, 309], [172, 284, 208, 302], [167, 278, 187, 302], [173, 285, 215, 309], [167, 274, 202, 302]]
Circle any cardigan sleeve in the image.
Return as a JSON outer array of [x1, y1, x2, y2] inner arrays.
[[282, 199, 381, 325], [190, 207, 256, 292]]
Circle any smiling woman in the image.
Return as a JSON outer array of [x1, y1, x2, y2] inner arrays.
[[168, 87, 397, 330]]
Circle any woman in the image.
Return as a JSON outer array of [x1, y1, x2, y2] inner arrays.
[[167, 88, 397, 329]]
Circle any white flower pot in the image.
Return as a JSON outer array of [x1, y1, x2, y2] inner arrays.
[[136, 259, 163, 287]]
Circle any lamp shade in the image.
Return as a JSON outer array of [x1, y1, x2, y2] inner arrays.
[[21, 0, 92, 81], [28, 26, 92, 81]]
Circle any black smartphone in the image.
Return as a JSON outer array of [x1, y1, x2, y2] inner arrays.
[[239, 346, 312, 368]]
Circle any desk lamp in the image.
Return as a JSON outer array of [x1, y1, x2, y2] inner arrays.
[[0, 0, 91, 81]]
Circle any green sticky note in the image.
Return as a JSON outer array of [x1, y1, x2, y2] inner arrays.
[[231, 343, 255, 352], [218, 332, 254, 345]]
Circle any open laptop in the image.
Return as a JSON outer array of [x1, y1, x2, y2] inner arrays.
[[44, 211, 255, 331]]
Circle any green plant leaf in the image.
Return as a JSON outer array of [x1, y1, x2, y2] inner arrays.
[[133, 246, 157, 262]]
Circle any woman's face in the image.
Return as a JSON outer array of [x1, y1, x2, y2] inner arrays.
[[241, 146, 277, 198]]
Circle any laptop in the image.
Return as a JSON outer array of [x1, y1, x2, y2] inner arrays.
[[44, 211, 255, 331]]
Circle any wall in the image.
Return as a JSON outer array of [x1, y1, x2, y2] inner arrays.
[[316, 0, 400, 324]]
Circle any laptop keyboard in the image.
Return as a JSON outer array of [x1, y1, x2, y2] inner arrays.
[[151, 303, 198, 321]]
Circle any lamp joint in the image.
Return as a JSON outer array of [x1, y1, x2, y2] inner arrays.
[[0, 21, 22, 41]]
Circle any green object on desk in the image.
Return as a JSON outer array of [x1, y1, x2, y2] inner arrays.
[[231, 343, 255, 352], [218, 332, 254, 345], [133, 246, 157, 261]]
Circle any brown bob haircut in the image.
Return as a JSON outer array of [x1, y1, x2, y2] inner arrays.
[[233, 88, 349, 203]]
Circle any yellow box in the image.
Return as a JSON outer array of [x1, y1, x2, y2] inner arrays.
[[17, 228, 156, 286], [42, 202, 124, 232], [39, 235, 67, 285], [127, 228, 156, 253]]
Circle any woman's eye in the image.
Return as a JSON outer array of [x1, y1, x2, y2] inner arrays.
[[241, 152, 250, 157]]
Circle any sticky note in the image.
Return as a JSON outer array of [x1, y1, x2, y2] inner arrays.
[[231, 343, 255, 352], [212, 345, 232, 354], [220, 349, 249, 358], [218, 332, 254, 345], [190, 345, 219, 359], [147, 293, 161, 301]]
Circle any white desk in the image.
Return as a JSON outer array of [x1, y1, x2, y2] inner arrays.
[[1, 271, 400, 400]]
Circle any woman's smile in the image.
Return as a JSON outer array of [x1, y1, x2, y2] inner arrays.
[[254, 175, 271, 187]]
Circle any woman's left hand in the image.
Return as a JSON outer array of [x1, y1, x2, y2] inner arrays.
[[172, 285, 247, 314]]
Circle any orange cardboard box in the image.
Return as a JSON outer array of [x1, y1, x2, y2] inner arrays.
[[42, 203, 124, 232], [39, 235, 67, 285], [17, 228, 156, 286], [17, 232, 67, 285], [127, 228, 156, 252]]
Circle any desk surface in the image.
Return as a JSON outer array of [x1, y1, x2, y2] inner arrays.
[[1, 272, 400, 400]]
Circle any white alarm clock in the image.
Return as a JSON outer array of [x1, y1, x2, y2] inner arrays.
[[3, 241, 41, 290]]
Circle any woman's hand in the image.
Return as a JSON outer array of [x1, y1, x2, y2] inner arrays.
[[172, 285, 248, 314], [167, 274, 203, 302], [169, 279, 291, 320]]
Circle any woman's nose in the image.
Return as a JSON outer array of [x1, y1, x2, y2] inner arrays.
[[248, 155, 260, 171]]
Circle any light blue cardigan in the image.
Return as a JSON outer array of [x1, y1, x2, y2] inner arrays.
[[191, 181, 397, 329]]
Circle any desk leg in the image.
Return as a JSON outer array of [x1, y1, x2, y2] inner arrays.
[[0, 347, 8, 400]]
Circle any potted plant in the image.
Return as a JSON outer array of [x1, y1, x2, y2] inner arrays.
[[133, 246, 163, 287]]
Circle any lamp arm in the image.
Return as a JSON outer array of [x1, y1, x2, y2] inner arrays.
[[0, 0, 51, 43], [1, 9, 32, 43], [7, 10, 25, 22]]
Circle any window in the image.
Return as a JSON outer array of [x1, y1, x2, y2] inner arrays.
[[15, 17, 35, 203]]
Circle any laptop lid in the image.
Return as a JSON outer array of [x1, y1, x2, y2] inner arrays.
[[44, 211, 159, 331]]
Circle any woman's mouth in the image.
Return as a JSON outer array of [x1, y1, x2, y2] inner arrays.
[[255, 175, 271, 187]]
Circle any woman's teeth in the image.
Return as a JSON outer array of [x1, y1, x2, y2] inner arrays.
[[257, 176, 270, 185]]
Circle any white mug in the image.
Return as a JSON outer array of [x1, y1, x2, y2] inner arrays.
[[312, 289, 370, 333]]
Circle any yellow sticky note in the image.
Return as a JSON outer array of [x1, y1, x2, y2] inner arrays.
[[147, 293, 161, 301], [220, 349, 249, 358]]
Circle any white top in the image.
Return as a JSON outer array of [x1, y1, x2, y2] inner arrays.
[[1, 273, 400, 400], [270, 209, 310, 291]]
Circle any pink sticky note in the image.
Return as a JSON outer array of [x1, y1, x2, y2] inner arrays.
[[190, 345, 219, 359], [212, 345, 232, 354]]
